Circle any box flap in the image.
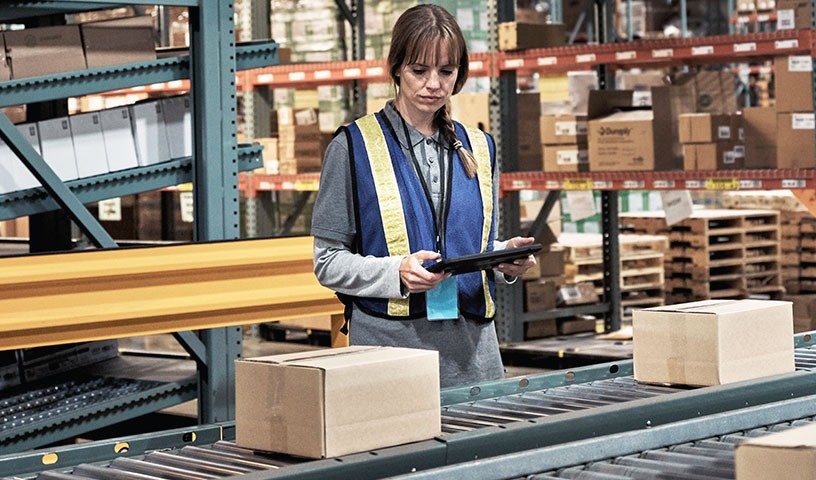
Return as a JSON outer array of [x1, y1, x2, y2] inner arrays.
[[243, 346, 379, 367], [641, 299, 790, 315], [597, 110, 653, 122], [641, 299, 736, 314]]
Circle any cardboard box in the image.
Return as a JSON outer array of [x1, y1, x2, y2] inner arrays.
[[38, 117, 79, 181], [525, 318, 558, 339], [100, 106, 140, 171], [543, 144, 588, 172], [784, 294, 816, 333], [235, 346, 440, 459], [587, 89, 676, 171], [743, 107, 777, 146], [776, 0, 813, 30], [540, 115, 588, 145], [450, 92, 490, 132], [498, 22, 565, 51], [678, 113, 733, 144], [517, 92, 543, 171], [777, 113, 816, 169], [161, 95, 193, 159], [557, 282, 599, 306], [633, 299, 794, 386], [130, 100, 171, 166], [81, 15, 156, 69], [775, 56, 813, 113], [524, 276, 563, 312], [6, 25, 86, 79], [558, 317, 597, 335], [683, 142, 743, 170], [70, 112, 109, 178], [735, 422, 816, 480]]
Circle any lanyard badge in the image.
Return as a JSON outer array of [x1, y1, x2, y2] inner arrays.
[[426, 276, 459, 320]]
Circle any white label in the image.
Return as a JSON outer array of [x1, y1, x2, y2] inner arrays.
[[556, 150, 581, 165], [510, 180, 531, 190], [566, 190, 597, 221], [734, 145, 745, 157], [366, 67, 384, 77], [792, 114, 816, 130], [315, 70, 332, 80], [653, 180, 675, 189], [343, 68, 362, 77], [555, 121, 588, 136], [789, 56, 813, 72], [661, 190, 694, 226], [288, 71, 305, 81], [739, 180, 762, 189], [180, 191, 195, 223], [623, 180, 645, 189], [537, 56, 558, 66], [593, 181, 613, 189], [723, 152, 736, 164], [734, 43, 757, 53], [257, 73, 274, 83], [739, 128, 745, 141], [505, 58, 524, 69], [576, 53, 596, 63], [469, 61, 483, 71], [692, 46, 714, 56], [616, 51, 637, 61], [783, 179, 806, 188], [717, 126, 731, 140], [776, 39, 799, 50], [777, 9, 795, 30], [757, 14, 771, 22], [632, 91, 652, 106], [98, 198, 122, 222], [685, 180, 703, 188], [545, 180, 562, 189], [652, 49, 674, 58]]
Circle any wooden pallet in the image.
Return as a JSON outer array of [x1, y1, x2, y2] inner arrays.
[[557, 233, 668, 261]]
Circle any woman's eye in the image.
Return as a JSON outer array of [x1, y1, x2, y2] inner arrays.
[[412, 68, 426, 75], [441, 70, 454, 76]]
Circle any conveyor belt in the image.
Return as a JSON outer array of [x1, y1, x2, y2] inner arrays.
[[4, 340, 816, 480]]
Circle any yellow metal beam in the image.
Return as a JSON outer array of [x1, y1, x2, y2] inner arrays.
[[0, 237, 343, 350]]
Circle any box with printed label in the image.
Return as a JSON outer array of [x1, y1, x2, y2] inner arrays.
[[498, 22, 565, 51], [161, 96, 192, 159], [678, 113, 732, 144], [540, 115, 588, 145], [525, 276, 564, 312], [544, 144, 589, 172], [37, 117, 79, 181], [735, 422, 816, 480], [776, 0, 812, 30], [775, 56, 813, 113], [587, 89, 676, 171], [633, 299, 794, 386], [235, 346, 440, 459], [100, 107, 140, 171], [70, 112, 109, 178], [130, 100, 171, 166], [777, 113, 816, 169], [6, 25, 86, 79], [81, 15, 156, 69], [683, 142, 743, 170]]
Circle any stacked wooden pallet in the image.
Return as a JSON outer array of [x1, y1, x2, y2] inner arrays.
[[556, 233, 668, 318], [621, 209, 783, 302]]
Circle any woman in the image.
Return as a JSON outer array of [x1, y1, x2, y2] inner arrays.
[[311, 4, 536, 388]]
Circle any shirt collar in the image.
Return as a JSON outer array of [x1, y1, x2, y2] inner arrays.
[[383, 100, 443, 149]]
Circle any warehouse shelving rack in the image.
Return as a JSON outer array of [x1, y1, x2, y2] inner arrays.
[[0, 0, 280, 439]]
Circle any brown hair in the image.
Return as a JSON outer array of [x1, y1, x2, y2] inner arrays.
[[388, 4, 478, 177]]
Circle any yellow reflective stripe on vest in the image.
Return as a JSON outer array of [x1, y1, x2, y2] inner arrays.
[[464, 126, 495, 317], [357, 114, 410, 316]]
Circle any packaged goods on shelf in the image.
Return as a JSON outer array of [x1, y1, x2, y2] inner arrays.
[[498, 22, 565, 51], [130, 99, 172, 166], [38, 117, 80, 181], [524, 275, 563, 313], [743, 106, 777, 168], [679, 113, 745, 170], [540, 114, 589, 173], [5, 25, 86, 79], [567, 71, 599, 114], [633, 299, 794, 387], [776, 0, 813, 30], [161, 95, 193, 160], [0, 37, 9, 82], [557, 282, 599, 306], [774, 56, 813, 114], [235, 346, 440, 459], [517, 92, 544, 171], [616, 70, 666, 91], [70, 112, 109, 178], [99, 106, 140, 172], [777, 113, 816, 169], [543, 145, 589, 172], [683, 142, 744, 170], [736, 422, 816, 480], [80, 16, 156, 69]]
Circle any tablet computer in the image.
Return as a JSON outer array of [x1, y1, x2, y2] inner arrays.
[[425, 244, 543, 275]]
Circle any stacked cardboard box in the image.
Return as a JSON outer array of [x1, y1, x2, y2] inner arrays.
[[743, 107, 777, 168], [776, 0, 811, 30], [774, 56, 816, 168], [622, 209, 783, 303], [540, 114, 588, 172], [277, 109, 331, 175], [679, 113, 744, 170], [517, 92, 544, 171]]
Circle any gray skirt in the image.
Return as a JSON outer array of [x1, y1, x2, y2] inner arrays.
[[348, 305, 505, 389]]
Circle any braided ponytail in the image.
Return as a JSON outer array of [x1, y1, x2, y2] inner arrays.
[[436, 105, 477, 178]]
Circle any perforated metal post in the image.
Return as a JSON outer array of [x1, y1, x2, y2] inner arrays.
[[601, 192, 622, 331]]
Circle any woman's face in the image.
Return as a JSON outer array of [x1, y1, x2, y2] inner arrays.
[[396, 43, 458, 119]]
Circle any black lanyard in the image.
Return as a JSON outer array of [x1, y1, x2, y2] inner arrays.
[[381, 109, 451, 256]]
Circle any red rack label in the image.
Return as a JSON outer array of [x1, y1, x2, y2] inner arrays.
[[775, 39, 799, 50], [537, 57, 558, 66], [734, 42, 757, 53], [576, 53, 596, 63], [692, 46, 714, 56], [652, 49, 674, 58], [505, 58, 525, 69], [653, 180, 675, 189], [616, 51, 636, 61]]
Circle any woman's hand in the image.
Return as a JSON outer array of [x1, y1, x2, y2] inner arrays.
[[495, 236, 537, 278], [400, 250, 450, 293]]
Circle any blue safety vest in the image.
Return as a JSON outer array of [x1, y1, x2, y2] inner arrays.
[[341, 111, 497, 320]]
